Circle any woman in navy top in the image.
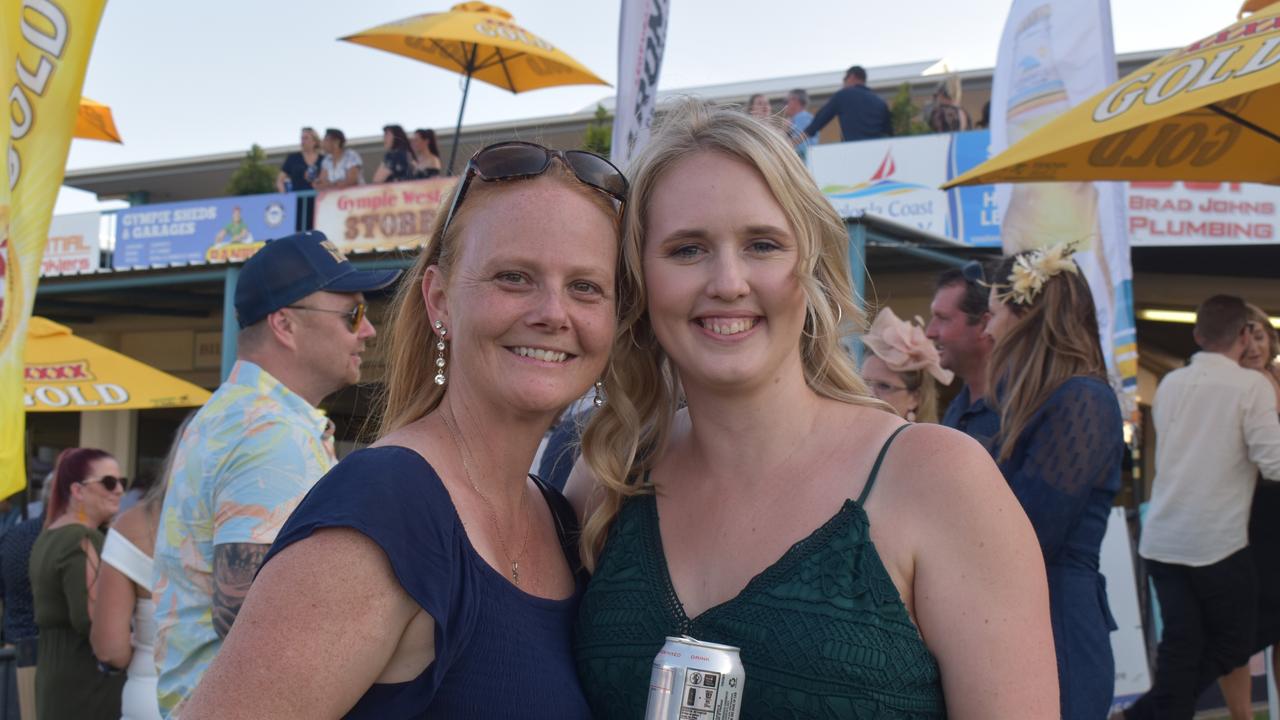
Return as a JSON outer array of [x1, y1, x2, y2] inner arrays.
[[983, 244, 1125, 720], [181, 141, 628, 719]]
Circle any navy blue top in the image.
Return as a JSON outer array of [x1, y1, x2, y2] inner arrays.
[[992, 376, 1123, 720], [941, 384, 1001, 451], [263, 446, 593, 720], [0, 515, 44, 642], [280, 152, 323, 191], [804, 84, 893, 142]]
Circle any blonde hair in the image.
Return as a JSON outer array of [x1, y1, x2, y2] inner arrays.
[[1246, 302, 1279, 364], [579, 100, 886, 569], [375, 159, 622, 437], [986, 252, 1106, 462]]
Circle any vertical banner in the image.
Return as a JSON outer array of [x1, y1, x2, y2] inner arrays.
[[990, 0, 1138, 416], [611, 0, 670, 169], [1, 0, 110, 497]]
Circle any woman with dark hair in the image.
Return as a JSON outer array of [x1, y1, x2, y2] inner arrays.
[[29, 447, 126, 720], [410, 128, 443, 179], [984, 243, 1125, 720], [92, 415, 194, 720], [373, 124, 415, 184], [181, 141, 628, 718]]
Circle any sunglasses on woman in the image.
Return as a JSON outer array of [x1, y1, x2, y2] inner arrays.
[[439, 141, 628, 240], [285, 301, 367, 333], [81, 475, 128, 492]]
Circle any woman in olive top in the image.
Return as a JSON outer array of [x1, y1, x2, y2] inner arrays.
[[30, 447, 126, 720]]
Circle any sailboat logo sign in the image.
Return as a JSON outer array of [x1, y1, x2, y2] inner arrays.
[[808, 132, 954, 235]]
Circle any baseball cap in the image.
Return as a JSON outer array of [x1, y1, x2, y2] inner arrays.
[[234, 231, 403, 329]]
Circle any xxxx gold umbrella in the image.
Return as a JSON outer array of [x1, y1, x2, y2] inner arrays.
[[24, 317, 210, 412], [75, 97, 122, 144], [945, 2, 1280, 187], [1240, 0, 1276, 17], [341, 2, 609, 173]]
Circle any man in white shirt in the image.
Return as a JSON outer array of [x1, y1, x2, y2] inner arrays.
[[1124, 295, 1280, 720]]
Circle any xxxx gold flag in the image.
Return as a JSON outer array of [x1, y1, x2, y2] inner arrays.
[[1, 0, 110, 498]]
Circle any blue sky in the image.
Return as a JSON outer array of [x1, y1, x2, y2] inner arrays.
[[56, 0, 1237, 212]]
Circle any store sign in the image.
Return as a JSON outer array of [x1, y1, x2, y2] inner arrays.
[[43, 212, 101, 276], [811, 130, 1280, 247], [313, 177, 457, 253], [113, 193, 295, 269], [1127, 181, 1279, 245]]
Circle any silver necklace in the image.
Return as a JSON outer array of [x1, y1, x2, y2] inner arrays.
[[441, 409, 531, 585]]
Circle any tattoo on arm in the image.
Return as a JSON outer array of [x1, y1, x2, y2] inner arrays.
[[212, 543, 271, 639]]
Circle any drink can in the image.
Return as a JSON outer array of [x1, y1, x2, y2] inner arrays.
[[644, 635, 744, 720]]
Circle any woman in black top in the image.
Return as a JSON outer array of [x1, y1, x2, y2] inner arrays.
[[275, 127, 323, 193], [373, 125, 415, 183], [410, 128, 443, 179]]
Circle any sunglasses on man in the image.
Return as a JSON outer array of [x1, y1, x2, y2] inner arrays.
[[439, 141, 628, 241], [286, 301, 368, 333], [81, 475, 128, 492]]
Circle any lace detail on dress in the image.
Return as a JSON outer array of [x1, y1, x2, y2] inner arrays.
[[575, 495, 946, 719]]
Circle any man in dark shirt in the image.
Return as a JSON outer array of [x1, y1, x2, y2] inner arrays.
[[926, 265, 998, 449], [803, 65, 893, 142], [1, 512, 46, 720]]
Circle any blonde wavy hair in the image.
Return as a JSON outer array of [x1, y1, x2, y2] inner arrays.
[[579, 100, 886, 569], [375, 159, 622, 437], [1246, 302, 1279, 365], [986, 251, 1107, 462]]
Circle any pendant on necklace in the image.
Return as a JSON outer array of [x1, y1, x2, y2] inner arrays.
[[511, 562, 520, 584]]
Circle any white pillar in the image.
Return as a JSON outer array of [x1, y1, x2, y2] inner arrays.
[[78, 410, 138, 476]]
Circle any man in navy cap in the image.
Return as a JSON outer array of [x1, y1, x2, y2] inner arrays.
[[152, 231, 401, 717]]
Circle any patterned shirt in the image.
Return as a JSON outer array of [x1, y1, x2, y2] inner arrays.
[[153, 361, 335, 717]]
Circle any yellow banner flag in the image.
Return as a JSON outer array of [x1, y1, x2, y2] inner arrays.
[[1, 0, 110, 498]]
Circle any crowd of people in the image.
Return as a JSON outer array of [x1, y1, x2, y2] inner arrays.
[[0, 96, 1277, 720], [273, 125, 444, 194]]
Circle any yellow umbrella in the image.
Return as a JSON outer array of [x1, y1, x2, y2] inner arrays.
[[341, 2, 609, 173], [24, 317, 210, 412], [945, 3, 1280, 187], [1240, 0, 1277, 17], [75, 97, 122, 144]]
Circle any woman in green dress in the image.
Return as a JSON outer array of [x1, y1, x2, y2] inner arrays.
[[30, 447, 126, 720], [568, 101, 1060, 718]]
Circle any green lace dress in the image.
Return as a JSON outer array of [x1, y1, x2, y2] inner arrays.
[[575, 427, 947, 719]]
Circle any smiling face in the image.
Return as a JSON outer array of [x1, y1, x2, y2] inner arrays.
[[301, 129, 320, 153], [1242, 319, 1276, 371], [926, 283, 989, 374], [643, 150, 807, 395], [426, 174, 619, 418]]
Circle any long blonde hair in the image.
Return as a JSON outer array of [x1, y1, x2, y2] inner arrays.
[[375, 159, 622, 436], [986, 253, 1106, 462], [579, 100, 885, 569]]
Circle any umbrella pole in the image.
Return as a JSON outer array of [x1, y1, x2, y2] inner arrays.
[[447, 45, 480, 175]]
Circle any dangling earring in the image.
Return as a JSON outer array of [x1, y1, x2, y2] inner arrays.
[[906, 410, 917, 423], [433, 320, 448, 386], [593, 380, 606, 407]]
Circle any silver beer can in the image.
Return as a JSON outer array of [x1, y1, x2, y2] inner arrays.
[[644, 635, 744, 720]]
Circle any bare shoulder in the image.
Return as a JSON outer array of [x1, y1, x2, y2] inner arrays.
[[110, 503, 155, 550]]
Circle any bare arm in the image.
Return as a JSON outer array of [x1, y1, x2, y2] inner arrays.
[[275, 170, 288, 193], [211, 542, 270, 639], [339, 163, 362, 188], [183, 528, 425, 720], [90, 560, 136, 669], [891, 427, 1059, 718], [372, 162, 391, 184]]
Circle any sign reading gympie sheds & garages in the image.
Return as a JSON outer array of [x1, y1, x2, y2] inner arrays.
[[313, 177, 457, 253], [112, 193, 295, 269]]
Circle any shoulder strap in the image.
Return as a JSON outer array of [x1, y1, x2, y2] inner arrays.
[[530, 474, 583, 575], [857, 424, 912, 505]]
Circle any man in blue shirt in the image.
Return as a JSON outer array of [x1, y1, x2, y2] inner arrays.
[[784, 89, 817, 159], [926, 266, 998, 449], [803, 65, 893, 142]]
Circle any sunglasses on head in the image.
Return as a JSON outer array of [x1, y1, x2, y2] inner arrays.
[[285, 301, 367, 333], [81, 475, 128, 492], [439, 141, 628, 240]]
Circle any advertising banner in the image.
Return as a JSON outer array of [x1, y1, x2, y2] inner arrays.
[[1128, 181, 1280, 245], [313, 177, 457, 253], [990, 0, 1138, 416], [113, 193, 295, 269], [43, 212, 101, 276], [612, 0, 671, 168], [0, 0, 109, 497]]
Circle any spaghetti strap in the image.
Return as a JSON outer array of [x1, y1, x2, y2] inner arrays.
[[857, 424, 912, 505]]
